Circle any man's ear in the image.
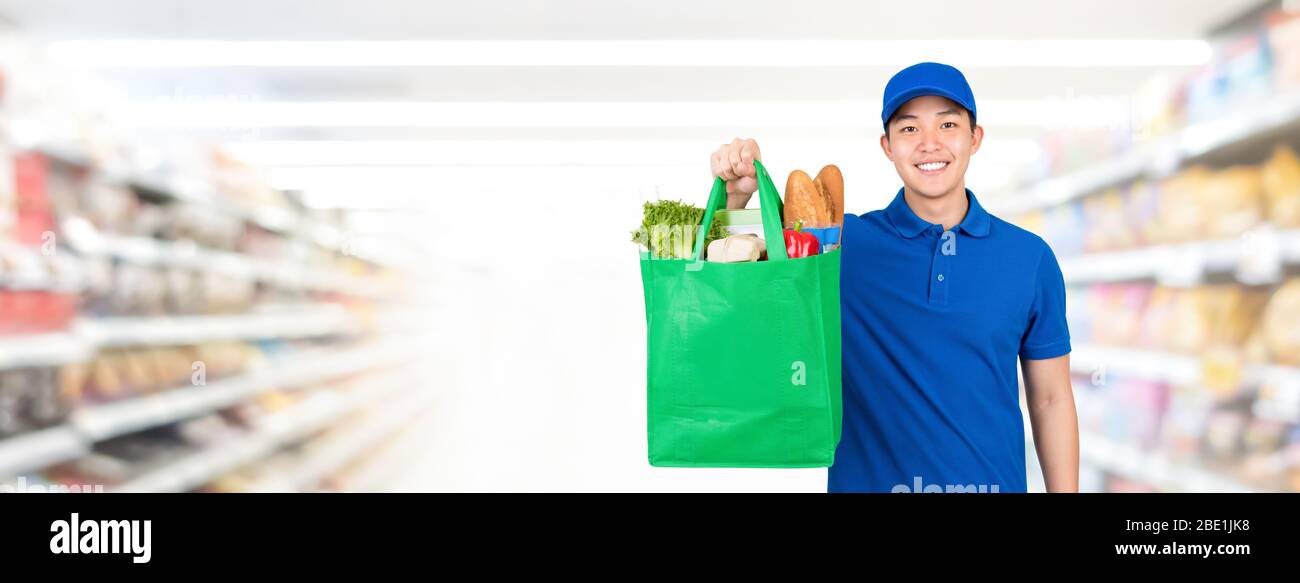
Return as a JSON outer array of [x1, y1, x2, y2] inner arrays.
[[879, 133, 893, 161], [969, 124, 985, 156]]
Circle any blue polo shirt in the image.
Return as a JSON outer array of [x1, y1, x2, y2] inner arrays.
[[828, 188, 1071, 493]]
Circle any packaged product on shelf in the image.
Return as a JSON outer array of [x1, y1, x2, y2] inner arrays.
[[1137, 286, 1177, 350], [1204, 409, 1248, 460], [78, 182, 137, 234], [58, 362, 89, 411], [1261, 145, 1300, 228], [25, 366, 64, 427], [1203, 166, 1264, 239], [1115, 379, 1169, 450], [163, 267, 203, 314], [1150, 285, 1267, 360], [1089, 284, 1149, 346], [1082, 189, 1135, 252], [1241, 417, 1289, 457], [1158, 388, 1213, 461], [1222, 32, 1275, 113], [1261, 278, 1300, 366], [109, 264, 165, 315], [118, 350, 155, 394], [1125, 180, 1161, 247], [0, 366, 67, 437], [1164, 288, 1212, 354], [1266, 9, 1300, 91], [1195, 286, 1270, 396], [84, 353, 126, 402], [81, 346, 202, 401], [0, 248, 78, 334], [1205, 287, 1270, 347], [162, 202, 244, 251], [13, 151, 56, 246], [200, 266, 256, 313], [1153, 166, 1212, 244], [0, 369, 27, 436], [76, 255, 115, 317], [1183, 31, 1272, 124], [1132, 73, 1182, 139]]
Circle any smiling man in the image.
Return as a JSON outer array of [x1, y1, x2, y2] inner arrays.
[[710, 62, 1079, 493]]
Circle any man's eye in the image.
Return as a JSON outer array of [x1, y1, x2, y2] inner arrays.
[[942, 122, 957, 129], [901, 126, 917, 133]]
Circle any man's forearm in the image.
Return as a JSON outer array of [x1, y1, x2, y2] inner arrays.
[[1028, 396, 1080, 493]]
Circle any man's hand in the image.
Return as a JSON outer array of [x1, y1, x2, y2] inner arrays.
[[709, 138, 761, 209]]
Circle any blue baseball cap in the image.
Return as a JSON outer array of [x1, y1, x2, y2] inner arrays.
[[881, 62, 976, 130]]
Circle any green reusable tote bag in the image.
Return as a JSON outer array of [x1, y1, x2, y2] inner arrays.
[[640, 159, 842, 467]]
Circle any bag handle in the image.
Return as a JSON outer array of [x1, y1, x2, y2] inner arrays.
[[690, 159, 787, 262]]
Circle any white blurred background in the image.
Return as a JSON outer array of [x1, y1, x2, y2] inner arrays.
[[0, 0, 1298, 492]]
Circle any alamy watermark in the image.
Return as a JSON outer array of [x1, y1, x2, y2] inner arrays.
[[1, 476, 104, 493], [891, 475, 1002, 493]]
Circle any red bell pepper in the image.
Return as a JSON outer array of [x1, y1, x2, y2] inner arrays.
[[783, 221, 820, 258]]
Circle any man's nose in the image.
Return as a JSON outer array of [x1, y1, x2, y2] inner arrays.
[[919, 130, 942, 151]]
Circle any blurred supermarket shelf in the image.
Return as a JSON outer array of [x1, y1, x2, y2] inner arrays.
[[338, 406, 439, 492], [112, 375, 430, 493], [0, 332, 95, 369], [2, 228, 401, 299], [1070, 343, 1202, 385], [1072, 343, 1300, 398], [992, 91, 1300, 216], [32, 142, 404, 271], [73, 305, 359, 348], [0, 304, 429, 370], [248, 380, 433, 492], [1080, 431, 1257, 493], [72, 340, 417, 441], [1058, 226, 1300, 285], [0, 340, 419, 478], [0, 425, 89, 479], [65, 228, 397, 300]]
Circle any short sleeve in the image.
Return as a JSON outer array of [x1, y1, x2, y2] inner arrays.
[[1019, 243, 1072, 360]]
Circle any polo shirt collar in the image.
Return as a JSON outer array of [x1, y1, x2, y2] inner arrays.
[[884, 187, 992, 238]]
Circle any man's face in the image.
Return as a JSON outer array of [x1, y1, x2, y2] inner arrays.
[[880, 95, 984, 200]]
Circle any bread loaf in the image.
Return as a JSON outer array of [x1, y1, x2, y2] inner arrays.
[[814, 165, 844, 224], [783, 170, 831, 227]]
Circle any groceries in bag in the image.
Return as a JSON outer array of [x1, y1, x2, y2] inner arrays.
[[705, 233, 767, 263], [630, 199, 725, 259]]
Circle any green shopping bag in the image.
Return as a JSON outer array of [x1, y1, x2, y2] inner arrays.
[[640, 159, 842, 468]]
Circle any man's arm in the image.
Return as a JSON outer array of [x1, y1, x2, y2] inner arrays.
[[1022, 354, 1078, 493]]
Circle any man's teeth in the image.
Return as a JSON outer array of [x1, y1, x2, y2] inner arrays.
[[917, 162, 948, 171]]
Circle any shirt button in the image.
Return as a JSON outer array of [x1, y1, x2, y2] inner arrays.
[[937, 274, 945, 282]]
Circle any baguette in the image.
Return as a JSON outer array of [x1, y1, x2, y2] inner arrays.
[[814, 165, 844, 223], [783, 170, 832, 227]]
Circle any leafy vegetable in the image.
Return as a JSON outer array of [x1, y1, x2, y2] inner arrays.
[[631, 199, 726, 259]]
